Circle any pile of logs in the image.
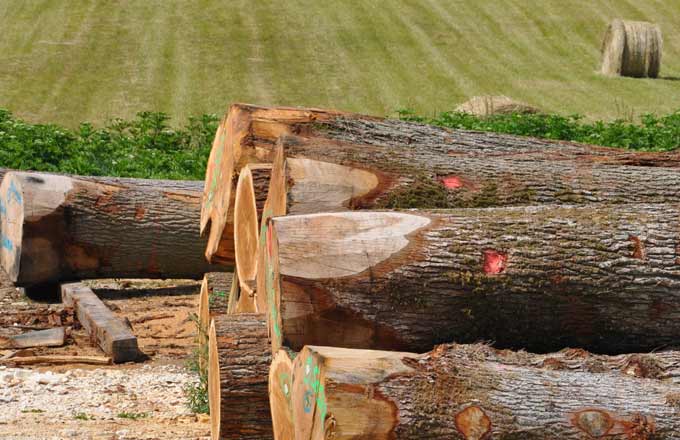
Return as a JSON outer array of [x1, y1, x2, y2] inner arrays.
[[202, 104, 680, 439]]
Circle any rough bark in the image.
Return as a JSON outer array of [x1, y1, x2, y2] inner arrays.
[[292, 345, 680, 440], [208, 314, 272, 440], [0, 171, 225, 286], [197, 272, 234, 371], [266, 207, 680, 354], [270, 349, 296, 440]]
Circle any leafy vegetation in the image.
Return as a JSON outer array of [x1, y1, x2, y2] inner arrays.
[[398, 109, 680, 152], [0, 109, 217, 180], [73, 412, 94, 421], [184, 313, 209, 414], [117, 412, 149, 420]]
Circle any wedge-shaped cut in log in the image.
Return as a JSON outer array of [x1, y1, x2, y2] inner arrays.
[[202, 104, 680, 264], [291, 345, 680, 439], [269, 349, 295, 440], [266, 207, 680, 355], [208, 314, 272, 440], [62, 282, 139, 363], [0, 171, 224, 286], [197, 272, 233, 372]]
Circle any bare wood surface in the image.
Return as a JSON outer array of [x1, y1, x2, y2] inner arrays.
[[9, 327, 65, 348], [266, 207, 680, 354], [2, 355, 112, 366], [62, 282, 139, 363]]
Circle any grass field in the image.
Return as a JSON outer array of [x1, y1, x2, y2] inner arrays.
[[1, 0, 679, 126]]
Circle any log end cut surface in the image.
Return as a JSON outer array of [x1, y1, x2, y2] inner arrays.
[[269, 349, 295, 440]]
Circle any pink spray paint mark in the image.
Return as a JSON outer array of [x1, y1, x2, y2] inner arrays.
[[483, 250, 507, 275], [441, 175, 463, 189]]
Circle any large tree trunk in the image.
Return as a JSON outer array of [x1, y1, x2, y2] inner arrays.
[[0, 171, 225, 287], [208, 314, 272, 440], [265, 207, 680, 355], [289, 345, 680, 440], [202, 103, 680, 266]]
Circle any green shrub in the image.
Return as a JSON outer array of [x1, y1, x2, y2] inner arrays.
[[397, 109, 680, 152], [0, 109, 218, 180]]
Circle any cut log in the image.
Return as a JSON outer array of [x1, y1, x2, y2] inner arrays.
[[0, 171, 225, 286], [233, 164, 271, 310], [62, 282, 139, 363], [2, 355, 111, 366], [9, 327, 65, 348], [202, 104, 680, 262], [208, 314, 272, 440], [290, 344, 680, 439], [197, 272, 233, 372], [265, 207, 680, 355], [269, 349, 295, 440]]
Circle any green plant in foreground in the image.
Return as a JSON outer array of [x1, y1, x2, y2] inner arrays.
[[184, 313, 209, 414], [21, 408, 45, 413], [117, 411, 148, 420], [73, 412, 94, 421]]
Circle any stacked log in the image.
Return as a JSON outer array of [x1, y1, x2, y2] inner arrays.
[[263, 207, 680, 354], [200, 105, 680, 439], [282, 345, 680, 439], [200, 103, 680, 267]]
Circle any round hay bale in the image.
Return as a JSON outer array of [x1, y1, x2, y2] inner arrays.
[[600, 19, 663, 78], [455, 96, 540, 117]]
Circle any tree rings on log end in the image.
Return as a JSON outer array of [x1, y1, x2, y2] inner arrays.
[[269, 349, 295, 440], [234, 166, 260, 312]]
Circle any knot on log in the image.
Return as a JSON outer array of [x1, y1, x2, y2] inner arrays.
[[571, 409, 614, 437], [622, 355, 662, 379], [454, 406, 492, 440]]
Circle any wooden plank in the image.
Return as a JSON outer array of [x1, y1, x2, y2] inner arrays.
[[2, 355, 111, 366], [61, 282, 139, 363], [9, 327, 65, 348]]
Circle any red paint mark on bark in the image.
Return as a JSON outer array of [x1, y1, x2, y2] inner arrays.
[[454, 406, 491, 440], [482, 250, 507, 275], [135, 205, 146, 220], [441, 175, 463, 189], [629, 235, 646, 260]]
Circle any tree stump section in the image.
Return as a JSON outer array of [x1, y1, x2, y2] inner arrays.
[[208, 314, 272, 440], [265, 207, 680, 354], [202, 103, 680, 265], [0, 171, 225, 287], [289, 345, 680, 439]]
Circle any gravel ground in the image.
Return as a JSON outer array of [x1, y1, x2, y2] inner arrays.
[[0, 271, 211, 440]]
